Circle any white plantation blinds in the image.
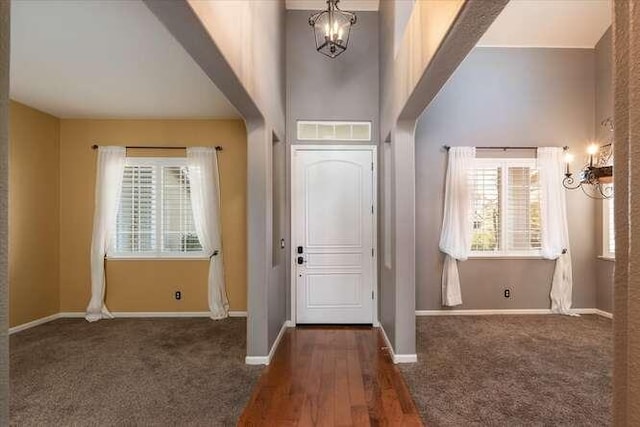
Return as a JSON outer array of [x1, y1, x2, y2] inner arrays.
[[161, 166, 201, 253], [115, 165, 156, 253], [111, 158, 203, 257], [603, 189, 615, 258], [470, 158, 541, 255], [608, 196, 615, 255]]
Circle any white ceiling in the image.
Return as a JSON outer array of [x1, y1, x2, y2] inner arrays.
[[286, 0, 379, 11], [10, 0, 239, 119], [478, 0, 611, 48]]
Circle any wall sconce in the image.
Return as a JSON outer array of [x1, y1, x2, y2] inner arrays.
[[563, 118, 614, 199]]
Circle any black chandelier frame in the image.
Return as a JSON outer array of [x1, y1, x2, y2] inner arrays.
[[308, 0, 357, 58]]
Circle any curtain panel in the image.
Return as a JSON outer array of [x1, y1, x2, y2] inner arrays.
[[86, 146, 126, 322], [439, 147, 476, 306], [187, 147, 229, 319], [537, 147, 575, 315]]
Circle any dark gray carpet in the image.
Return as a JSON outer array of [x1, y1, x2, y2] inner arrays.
[[400, 315, 612, 426], [10, 317, 262, 426]]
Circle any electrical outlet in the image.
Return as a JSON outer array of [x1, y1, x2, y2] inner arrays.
[[175, 291, 182, 300], [504, 288, 512, 299]]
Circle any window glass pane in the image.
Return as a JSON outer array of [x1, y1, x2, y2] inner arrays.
[[471, 167, 501, 252], [114, 165, 157, 253], [317, 123, 334, 139], [161, 165, 202, 253], [506, 167, 541, 251], [334, 124, 351, 140], [112, 160, 203, 256]]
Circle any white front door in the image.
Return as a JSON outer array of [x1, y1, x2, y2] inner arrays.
[[293, 146, 376, 324]]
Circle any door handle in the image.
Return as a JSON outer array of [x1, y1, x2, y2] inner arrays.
[[297, 256, 304, 265], [297, 246, 304, 254]]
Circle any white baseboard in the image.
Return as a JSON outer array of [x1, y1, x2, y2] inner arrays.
[[245, 320, 290, 366], [379, 324, 418, 364], [229, 311, 247, 317], [244, 356, 269, 365], [10, 310, 251, 334], [416, 308, 613, 319], [63, 311, 247, 318], [58, 312, 85, 318], [9, 313, 61, 334], [111, 311, 212, 318], [592, 309, 613, 319]]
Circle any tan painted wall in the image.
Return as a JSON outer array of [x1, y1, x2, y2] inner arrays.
[[9, 101, 60, 327], [59, 119, 247, 313]]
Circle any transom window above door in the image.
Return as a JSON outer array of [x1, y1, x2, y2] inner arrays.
[[297, 120, 371, 141], [109, 157, 204, 258]]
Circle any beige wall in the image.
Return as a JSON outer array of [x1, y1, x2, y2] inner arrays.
[[59, 119, 247, 313], [9, 101, 60, 327]]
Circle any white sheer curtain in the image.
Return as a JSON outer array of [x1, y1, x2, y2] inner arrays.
[[538, 147, 575, 315], [86, 146, 126, 322], [187, 147, 228, 319], [439, 147, 475, 306]]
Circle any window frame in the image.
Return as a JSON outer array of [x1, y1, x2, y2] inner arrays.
[[107, 156, 207, 260], [469, 157, 543, 259], [602, 187, 615, 260]]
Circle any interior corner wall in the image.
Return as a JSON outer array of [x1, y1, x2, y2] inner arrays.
[[9, 101, 60, 327], [415, 47, 598, 310], [594, 27, 614, 314], [268, 135, 286, 347], [377, 0, 397, 345], [58, 119, 248, 314]]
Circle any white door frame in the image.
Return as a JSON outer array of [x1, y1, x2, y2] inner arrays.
[[290, 144, 378, 326]]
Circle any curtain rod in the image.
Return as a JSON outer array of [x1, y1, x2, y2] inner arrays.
[[91, 144, 223, 151], [442, 145, 568, 151]]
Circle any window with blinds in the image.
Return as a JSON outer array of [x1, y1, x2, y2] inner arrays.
[[470, 158, 541, 256], [603, 188, 615, 258], [110, 158, 203, 258]]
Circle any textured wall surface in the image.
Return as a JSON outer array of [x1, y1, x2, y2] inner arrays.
[[9, 101, 60, 327], [613, 1, 640, 424], [0, 1, 8, 422], [415, 48, 598, 310]]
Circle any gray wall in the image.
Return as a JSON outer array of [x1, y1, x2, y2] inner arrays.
[[594, 28, 614, 313], [286, 10, 379, 145], [285, 10, 379, 320], [268, 136, 287, 346], [415, 47, 599, 310], [378, 0, 396, 346]]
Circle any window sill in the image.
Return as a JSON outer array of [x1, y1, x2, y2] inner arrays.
[[106, 256, 209, 261], [598, 256, 615, 262], [468, 256, 545, 260]]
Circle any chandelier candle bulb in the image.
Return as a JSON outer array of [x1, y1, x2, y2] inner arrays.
[[587, 143, 599, 167], [564, 152, 574, 176]]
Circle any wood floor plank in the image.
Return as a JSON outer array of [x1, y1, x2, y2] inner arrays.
[[238, 327, 423, 427]]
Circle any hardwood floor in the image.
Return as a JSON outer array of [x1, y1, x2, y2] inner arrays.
[[238, 326, 423, 426]]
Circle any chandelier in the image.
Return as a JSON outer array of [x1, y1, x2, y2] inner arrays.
[[563, 118, 614, 199], [308, 0, 357, 58]]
